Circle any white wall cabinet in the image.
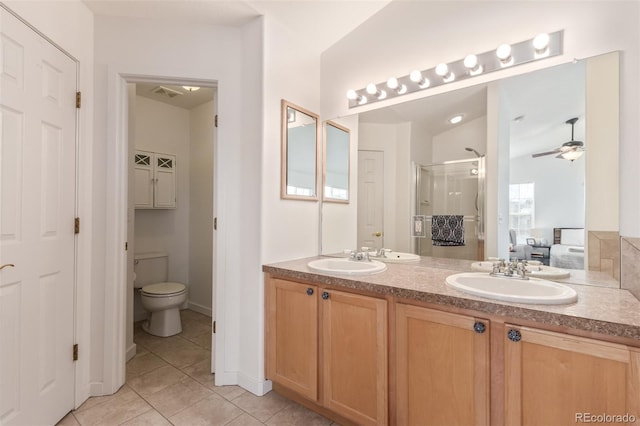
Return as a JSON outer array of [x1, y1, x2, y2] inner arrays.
[[134, 150, 177, 209]]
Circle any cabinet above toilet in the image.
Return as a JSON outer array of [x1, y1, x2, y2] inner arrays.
[[134, 150, 177, 209]]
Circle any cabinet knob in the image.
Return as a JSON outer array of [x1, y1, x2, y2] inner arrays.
[[507, 329, 522, 342], [473, 321, 486, 334], [321, 291, 329, 300], [306, 287, 314, 296]]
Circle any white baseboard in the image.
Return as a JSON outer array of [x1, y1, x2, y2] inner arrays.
[[126, 343, 137, 362], [238, 373, 273, 396], [188, 301, 212, 317], [89, 382, 105, 397], [214, 371, 238, 386]]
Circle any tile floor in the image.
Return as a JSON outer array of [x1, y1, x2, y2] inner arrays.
[[58, 309, 336, 426]]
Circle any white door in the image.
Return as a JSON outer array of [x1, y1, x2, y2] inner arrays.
[[0, 7, 77, 425], [357, 150, 384, 250]]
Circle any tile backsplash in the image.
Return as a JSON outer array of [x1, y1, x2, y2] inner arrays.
[[588, 231, 620, 281], [621, 237, 640, 301]]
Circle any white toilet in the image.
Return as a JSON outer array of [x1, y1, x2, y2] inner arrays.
[[134, 252, 187, 337]]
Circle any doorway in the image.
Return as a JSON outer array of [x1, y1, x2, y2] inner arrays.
[[124, 78, 217, 372]]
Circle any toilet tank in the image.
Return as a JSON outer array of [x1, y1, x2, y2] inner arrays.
[[134, 252, 168, 288]]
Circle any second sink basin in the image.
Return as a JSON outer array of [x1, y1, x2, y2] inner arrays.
[[446, 272, 578, 305], [307, 258, 387, 275]]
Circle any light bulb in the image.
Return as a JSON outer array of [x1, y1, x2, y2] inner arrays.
[[366, 83, 378, 95], [435, 63, 455, 82], [346, 89, 358, 100], [463, 54, 483, 75], [496, 44, 513, 66], [448, 114, 463, 125], [533, 33, 550, 57], [386, 77, 407, 95], [409, 70, 430, 89]]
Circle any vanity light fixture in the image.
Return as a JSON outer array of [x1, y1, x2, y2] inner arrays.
[[346, 89, 367, 105], [409, 70, 430, 89], [435, 63, 455, 82], [387, 77, 408, 95], [346, 30, 563, 108], [464, 54, 483, 76], [183, 86, 200, 92], [366, 83, 387, 100]]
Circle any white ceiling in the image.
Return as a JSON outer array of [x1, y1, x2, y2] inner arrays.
[[135, 83, 215, 109], [82, 0, 391, 52]]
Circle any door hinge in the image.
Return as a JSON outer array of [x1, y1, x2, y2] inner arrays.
[[214, 114, 218, 128], [73, 344, 79, 361], [214, 217, 217, 230], [76, 92, 81, 108], [125, 242, 128, 251], [74, 217, 80, 234], [213, 321, 216, 334]]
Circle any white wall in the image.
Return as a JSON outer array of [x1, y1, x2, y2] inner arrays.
[[510, 154, 585, 241], [3, 0, 96, 407], [189, 100, 215, 315], [410, 122, 433, 166], [321, 1, 640, 238], [134, 96, 191, 290], [94, 15, 265, 394]]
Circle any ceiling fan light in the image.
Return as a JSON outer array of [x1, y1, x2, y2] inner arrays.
[[561, 150, 584, 161]]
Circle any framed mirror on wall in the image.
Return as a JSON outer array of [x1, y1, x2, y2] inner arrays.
[[281, 99, 320, 200], [323, 121, 351, 203]]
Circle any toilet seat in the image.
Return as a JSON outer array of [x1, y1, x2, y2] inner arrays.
[[141, 282, 186, 297]]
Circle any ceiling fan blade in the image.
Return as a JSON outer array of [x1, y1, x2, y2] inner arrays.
[[532, 148, 561, 158]]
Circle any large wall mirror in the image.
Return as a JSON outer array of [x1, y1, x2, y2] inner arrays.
[[281, 99, 319, 200], [321, 51, 620, 288], [323, 121, 351, 203]]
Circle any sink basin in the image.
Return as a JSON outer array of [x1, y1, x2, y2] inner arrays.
[[446, 272, 577, 305], [307, 258, 387, 275], [471, 261, 571, 280], [372, 252, 420, 263]]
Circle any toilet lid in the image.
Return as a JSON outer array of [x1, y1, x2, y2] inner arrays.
[[141, 282, 185, 296]]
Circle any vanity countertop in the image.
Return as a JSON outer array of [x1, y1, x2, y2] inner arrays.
[[263, 255, 640, 342]]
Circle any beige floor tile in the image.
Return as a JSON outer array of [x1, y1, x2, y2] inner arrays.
[[265, 404, 332, 426], [119, 409, 172, 425], [185, 330, 212, 350], [181, 359, 215, 389], [126, 351, 169, 381], [73, 386, 151, 426], [213, 384, 247, 401], [144, 376, 214, 418], [180, 309, 209, 322], [74, 384, 131, 413], [154, 343, 210, 369], [169, 393, 244, 425], [127, 364, 188, 398], [56, 411, 80, 425], [231, 391, 294, 423], [181, 317, 212, 339], [226, 413, 266, 426]]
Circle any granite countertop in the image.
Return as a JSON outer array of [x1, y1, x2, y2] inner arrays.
[[263, 255, 640, 342]]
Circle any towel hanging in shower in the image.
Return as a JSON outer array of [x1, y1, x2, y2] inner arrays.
[[431, 215, 465, 246]]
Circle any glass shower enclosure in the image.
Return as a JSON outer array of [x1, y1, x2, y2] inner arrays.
[[413, 158, 485, 260]]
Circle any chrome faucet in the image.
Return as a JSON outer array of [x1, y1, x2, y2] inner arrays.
[[490, 258, 529, 280], [346, 249, 371, 262]]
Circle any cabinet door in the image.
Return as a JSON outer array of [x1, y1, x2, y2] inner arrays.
[[266, 278, 318, 401], [396, 304, 490, 426], [321, 289, 387, 426], [504, 325, 640, 425], [134, 151, 154, 208], [154, 154, 176, 208]]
